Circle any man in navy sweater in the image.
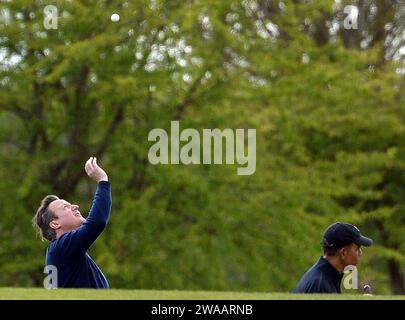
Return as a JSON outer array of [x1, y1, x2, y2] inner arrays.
[[293, 222, 373, 293], [33, 157, 112, 288]]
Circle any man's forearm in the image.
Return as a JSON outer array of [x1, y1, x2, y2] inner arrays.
[[86, 181, 112, 227], [53, 181, 112, 256]]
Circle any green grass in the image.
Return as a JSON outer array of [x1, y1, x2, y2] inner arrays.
[[0, 288, 404, 300]]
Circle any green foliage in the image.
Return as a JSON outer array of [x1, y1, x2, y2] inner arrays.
[[0, 0, 404, 293]]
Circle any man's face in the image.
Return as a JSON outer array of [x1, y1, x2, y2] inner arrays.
[[48, 199, 86, 233], [340, 243, 363, 266]]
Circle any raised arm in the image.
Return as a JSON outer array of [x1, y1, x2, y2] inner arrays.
[[57, 157, 112, 256]]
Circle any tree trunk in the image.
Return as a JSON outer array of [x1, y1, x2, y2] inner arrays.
[[387, 258, 405, 294]]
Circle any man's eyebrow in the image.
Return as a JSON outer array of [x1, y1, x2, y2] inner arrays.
[[60, 201, 71, 208]]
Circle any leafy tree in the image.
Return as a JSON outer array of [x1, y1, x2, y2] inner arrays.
[[0, 0, 403, 293]]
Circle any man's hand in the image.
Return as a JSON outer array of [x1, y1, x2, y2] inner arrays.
[[85, 157, 108, 183]]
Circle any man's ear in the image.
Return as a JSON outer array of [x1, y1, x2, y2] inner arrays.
[[49, 220, 60, 230], [338, 247, 346, 259]]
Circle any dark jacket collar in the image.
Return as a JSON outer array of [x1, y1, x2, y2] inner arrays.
[[317, 256, 344, 281]]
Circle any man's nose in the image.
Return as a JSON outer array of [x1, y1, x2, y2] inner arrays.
[[359, 248, 363, 256]]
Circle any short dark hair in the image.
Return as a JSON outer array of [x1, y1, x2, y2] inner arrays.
[[32, 195, 59, 241], [323, 246, 339, 256], [323, 243, 356, 256]]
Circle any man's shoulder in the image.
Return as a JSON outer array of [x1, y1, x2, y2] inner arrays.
[[299, 265, 325, 284], [47, 232, 74, 253], [293, 259, 330, 293], [301, 259, 324, 276], [294, 273, 327, 293]]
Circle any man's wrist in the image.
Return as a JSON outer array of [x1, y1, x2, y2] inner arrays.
[[97, 176, 109, 183]]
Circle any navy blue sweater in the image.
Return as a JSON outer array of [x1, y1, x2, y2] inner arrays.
[[293, 257, 343, 293], [45, 181, 112, 288]]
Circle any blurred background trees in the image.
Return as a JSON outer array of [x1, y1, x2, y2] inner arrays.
[[0, 0, 404, 293]]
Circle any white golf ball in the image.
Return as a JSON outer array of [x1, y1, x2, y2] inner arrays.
[[111, 13, 120, 22]]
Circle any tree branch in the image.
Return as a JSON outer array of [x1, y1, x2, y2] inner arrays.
[[94, 104, 125, 157], [173, 72, 206, 120]]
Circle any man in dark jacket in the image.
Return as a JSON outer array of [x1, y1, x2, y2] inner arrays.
[[33, 157, 112, 288], [294, 222, 373, 293]]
